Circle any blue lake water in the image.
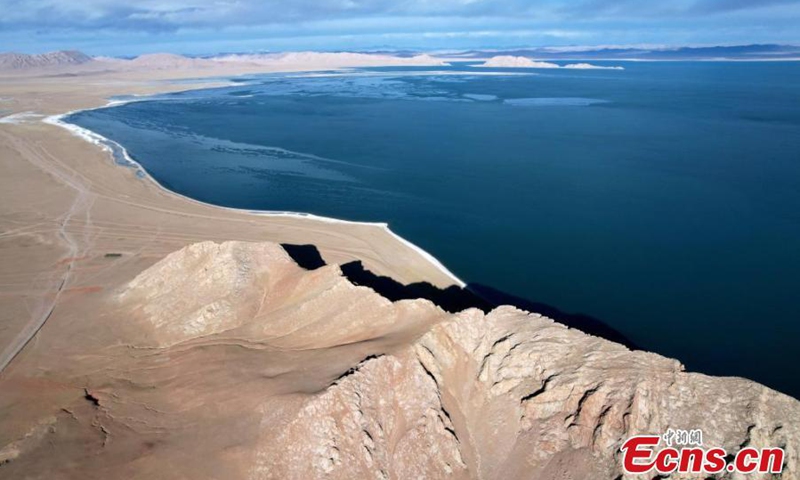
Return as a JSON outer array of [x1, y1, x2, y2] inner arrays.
[[69, 61, 800, 398]]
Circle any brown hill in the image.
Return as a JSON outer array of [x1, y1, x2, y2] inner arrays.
[[0, 50, 92, 70], [0, 241, 797, 479]]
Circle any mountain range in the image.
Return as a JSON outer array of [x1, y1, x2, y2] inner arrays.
[[1, 44, 799, 72]]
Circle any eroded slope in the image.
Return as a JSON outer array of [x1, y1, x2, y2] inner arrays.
[[0, 241, 797, 480]]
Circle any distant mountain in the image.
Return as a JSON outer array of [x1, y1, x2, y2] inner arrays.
[[448, 44, 800, 61], [0, 50, 93, 70], [0, 50, 447, 74], [127, 53, 208, 69], [2, 44, 796, 75], [213, 51, 447, 67]]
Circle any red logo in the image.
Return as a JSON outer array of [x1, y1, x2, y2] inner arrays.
[[620, 431, 784, 475]]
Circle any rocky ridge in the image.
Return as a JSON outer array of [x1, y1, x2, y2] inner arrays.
[[0, 241, 797, 479], [0, 50, 92, 70]]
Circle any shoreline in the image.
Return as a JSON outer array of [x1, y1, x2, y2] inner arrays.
[[0, 62, 473, 378], [42, 84, 467, 287]]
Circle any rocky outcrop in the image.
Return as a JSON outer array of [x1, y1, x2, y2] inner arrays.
[[118, 241, 445, 349], [0, 241, 797, 479], [415, 307, 798, 479], [119, 242, 295, 345], [264, 304, 798, 479], [253, 351, 468, 480]]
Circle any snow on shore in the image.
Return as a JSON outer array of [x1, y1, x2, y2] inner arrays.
[[475, 56, 624, 70]]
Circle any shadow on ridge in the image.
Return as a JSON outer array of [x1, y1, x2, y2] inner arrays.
[[340, 260, 491, 313], [281, 243, 327, 270], [466, 283, 637, 349], [280, 243, 638, 350]]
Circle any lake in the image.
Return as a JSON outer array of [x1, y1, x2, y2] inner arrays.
[[69, 61, 800, 398]]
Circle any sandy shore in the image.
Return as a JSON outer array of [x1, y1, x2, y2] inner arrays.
[[0, 62, 461, 372]]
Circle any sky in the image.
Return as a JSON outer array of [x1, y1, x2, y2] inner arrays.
[[2, 0, 800, 56]]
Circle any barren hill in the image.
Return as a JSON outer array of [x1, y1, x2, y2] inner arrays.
[[0, 241, 796, 479], [0, 50, 92, 70]]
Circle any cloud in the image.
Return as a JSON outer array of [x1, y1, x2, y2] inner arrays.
[[563, 0, 800, 18], [0, 0, 505, 32], [1, 0, 799, 54], [690, 0, 800, 13], [2, 0, 798, 33]]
